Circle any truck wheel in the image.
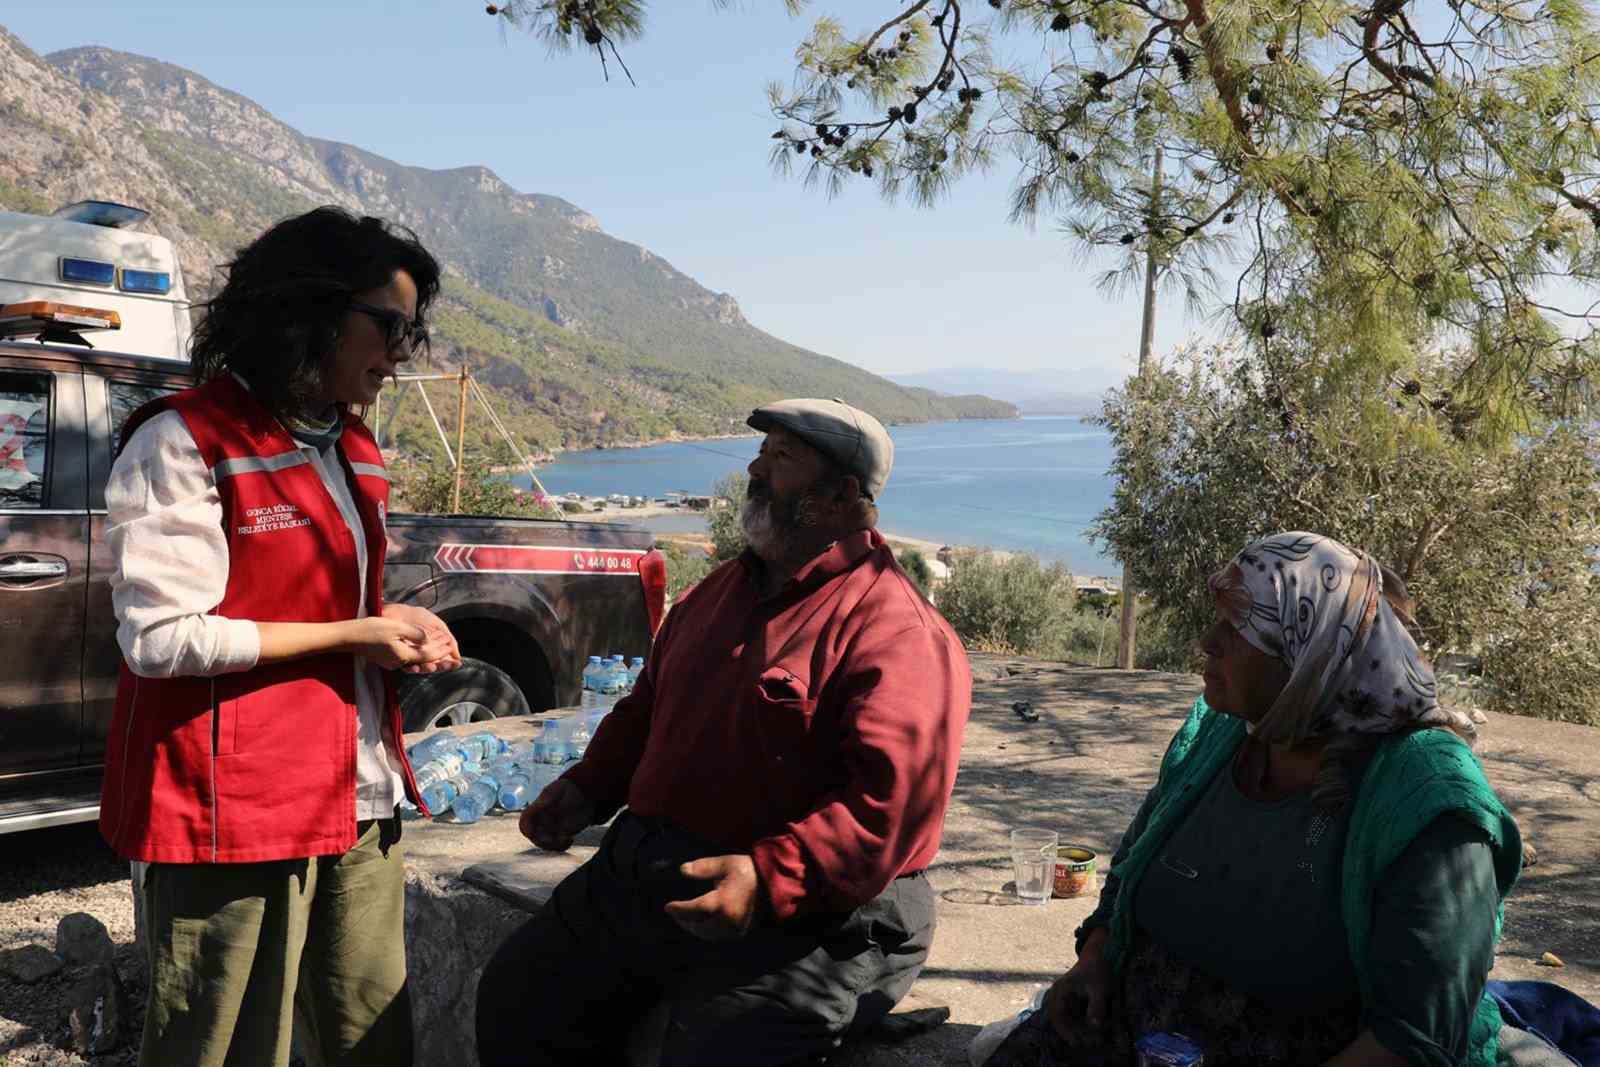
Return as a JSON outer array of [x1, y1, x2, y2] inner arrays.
[[399, 657, 530, 734]]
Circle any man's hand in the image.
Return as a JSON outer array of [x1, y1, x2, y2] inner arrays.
[[380, 602, 461, 673], [518, 778, 594, 852], [663, 854, 764, 942]]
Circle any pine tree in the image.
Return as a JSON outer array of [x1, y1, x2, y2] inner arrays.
[[489, 0, 1600, 424]]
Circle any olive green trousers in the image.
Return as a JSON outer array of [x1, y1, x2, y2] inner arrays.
[[138, 818, 412, 1067]]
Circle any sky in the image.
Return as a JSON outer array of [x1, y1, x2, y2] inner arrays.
[[1, 0, 1211, 389]]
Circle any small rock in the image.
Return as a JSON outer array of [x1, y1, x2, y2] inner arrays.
[[57, 912, 115, 967], [66, 962, 126, 1054], [1470, 709, 1487, 724], [0, 943, 64, 984], [1539, 951, 1565, 968], [1522, 841, 1538, 868]]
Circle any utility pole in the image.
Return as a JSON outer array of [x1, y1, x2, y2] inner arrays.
[[451, 366, 470, 512], [1117, 144, 1163, 670]]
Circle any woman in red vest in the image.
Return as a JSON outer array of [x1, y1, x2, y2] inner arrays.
[[99, 207, 460, 1067]]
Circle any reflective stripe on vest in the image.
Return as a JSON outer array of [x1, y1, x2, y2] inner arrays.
[[211, 451, 313, 481], [349, 462, 388, 481]]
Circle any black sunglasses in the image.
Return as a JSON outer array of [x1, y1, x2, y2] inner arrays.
[[348, 302, 429, 355]]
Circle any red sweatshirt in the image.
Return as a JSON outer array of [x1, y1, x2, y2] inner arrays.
[[562, 528, 971, 920]]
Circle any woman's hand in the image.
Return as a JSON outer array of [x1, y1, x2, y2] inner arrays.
[[1045, 928, 1113, 1044], [379, 602, 461, 673], [352, 616, 456, 671]]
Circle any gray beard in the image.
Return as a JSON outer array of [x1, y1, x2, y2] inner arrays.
[[740, 489, 823, 562], [741, 497, 787, 561]]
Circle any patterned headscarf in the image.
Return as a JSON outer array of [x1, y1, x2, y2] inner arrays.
[[1207, 532, 1476, 745]]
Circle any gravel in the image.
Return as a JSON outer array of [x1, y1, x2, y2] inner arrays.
[[0, 823, 141, 1065]]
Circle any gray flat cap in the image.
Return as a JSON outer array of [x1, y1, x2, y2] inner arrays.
[[748, 397, 894, 499]]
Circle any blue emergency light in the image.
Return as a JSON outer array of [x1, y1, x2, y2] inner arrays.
[[119, 268, 172, 295], [59, 257, 116, 286]]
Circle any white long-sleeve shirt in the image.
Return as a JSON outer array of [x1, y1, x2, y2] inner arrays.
[[107, 410, 403, 820]]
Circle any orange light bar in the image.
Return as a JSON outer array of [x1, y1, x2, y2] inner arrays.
[[0, 300, 123, 339]]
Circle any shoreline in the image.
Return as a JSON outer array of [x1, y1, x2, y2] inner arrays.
[[581, 511, 1121, 588], [487, 412, 1045, 474]]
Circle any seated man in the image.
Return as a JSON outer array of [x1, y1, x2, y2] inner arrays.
[[476, 398, 972, 1067]]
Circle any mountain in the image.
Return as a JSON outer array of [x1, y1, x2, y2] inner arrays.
[[888, 367, 1107, 416], [0, 26, 1015, 462]]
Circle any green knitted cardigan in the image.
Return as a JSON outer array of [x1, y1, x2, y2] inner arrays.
[[1097, 698, 1522, 1067]]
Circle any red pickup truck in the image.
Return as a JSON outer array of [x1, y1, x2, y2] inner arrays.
[[0, 306, 664, 836]]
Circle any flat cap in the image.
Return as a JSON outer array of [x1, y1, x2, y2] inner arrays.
[[747, 397, 894, 499]]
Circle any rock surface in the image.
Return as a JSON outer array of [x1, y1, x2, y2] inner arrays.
[[1, 943, 65, 985], [55, 913, 114, 968], [401, 868, 529, 1067], [65, 962, 126, 1055]]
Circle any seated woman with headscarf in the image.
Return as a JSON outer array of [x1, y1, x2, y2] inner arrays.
[[986, 532, 1524, 1067]]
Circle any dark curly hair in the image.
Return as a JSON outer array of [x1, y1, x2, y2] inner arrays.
[[190, 207, 441, 419]]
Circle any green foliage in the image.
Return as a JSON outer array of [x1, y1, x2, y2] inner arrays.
[[707, 472, 749, 561], [1092, 343, 1600, 722], [391, 454, 562, 520], [933, 552, 1078, 657], [897, 548, 933, 596], [0, 178, 50, 216], [507, 1, 1600, 418], [657, 539, 716, 601], [1479, 578, 1600, 726]]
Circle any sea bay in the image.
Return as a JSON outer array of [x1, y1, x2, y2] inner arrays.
[[514, 417, 1119, 577]]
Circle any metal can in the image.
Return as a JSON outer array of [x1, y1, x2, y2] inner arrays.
[[1053, 844, 1098, 898], [1135, 1031, 1204, 1066]]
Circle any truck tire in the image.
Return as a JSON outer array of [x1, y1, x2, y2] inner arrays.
[[398, 657, 531, 734]]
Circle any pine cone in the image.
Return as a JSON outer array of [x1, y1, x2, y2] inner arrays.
[[1051, 12, 1072, 30], [1172, 47, 1192, 81], [902, 102, 919, 124]]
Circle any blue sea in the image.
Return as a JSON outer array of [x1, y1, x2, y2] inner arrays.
[[514, 417, 1118, 577]]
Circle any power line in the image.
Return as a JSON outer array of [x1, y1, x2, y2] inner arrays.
[[947, 501, 1098, 529]]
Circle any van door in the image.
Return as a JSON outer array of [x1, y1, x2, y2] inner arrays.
[[81, 373, 181, 764], [0, 362, 88, 775]]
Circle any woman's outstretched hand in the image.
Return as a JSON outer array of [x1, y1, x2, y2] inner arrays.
[[355, 614, 456, 671], [378, 603, 461, 673], [1045, 928, 1112, 1044]]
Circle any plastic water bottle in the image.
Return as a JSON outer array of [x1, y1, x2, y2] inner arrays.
[[413, 762, 446, 794], [421, 773, 471, 815], [580, 655, 604, 709], [407, 733, 462, 767], [457, 732, 503, 763], [522, 761, 563, 801], [627, 656, 645, 689], [597, 658, 626, 708], [398, 799, 422, 821], [567, 717, 591, 760], [412, 752, 464, 791], [497, 771, 534, 811], [451, 772, 501, 824], [533, 719, 567, 765]]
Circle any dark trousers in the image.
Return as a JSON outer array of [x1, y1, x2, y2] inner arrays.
[[474, 811, 935, 1067]]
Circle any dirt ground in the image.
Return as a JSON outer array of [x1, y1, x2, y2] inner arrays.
[[2, 653, 1595, 1065]]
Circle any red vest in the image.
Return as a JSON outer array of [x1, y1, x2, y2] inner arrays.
[[99, 376, 423, 863]]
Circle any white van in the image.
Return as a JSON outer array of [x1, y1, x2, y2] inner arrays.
[[0, 200, 190, 361]]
